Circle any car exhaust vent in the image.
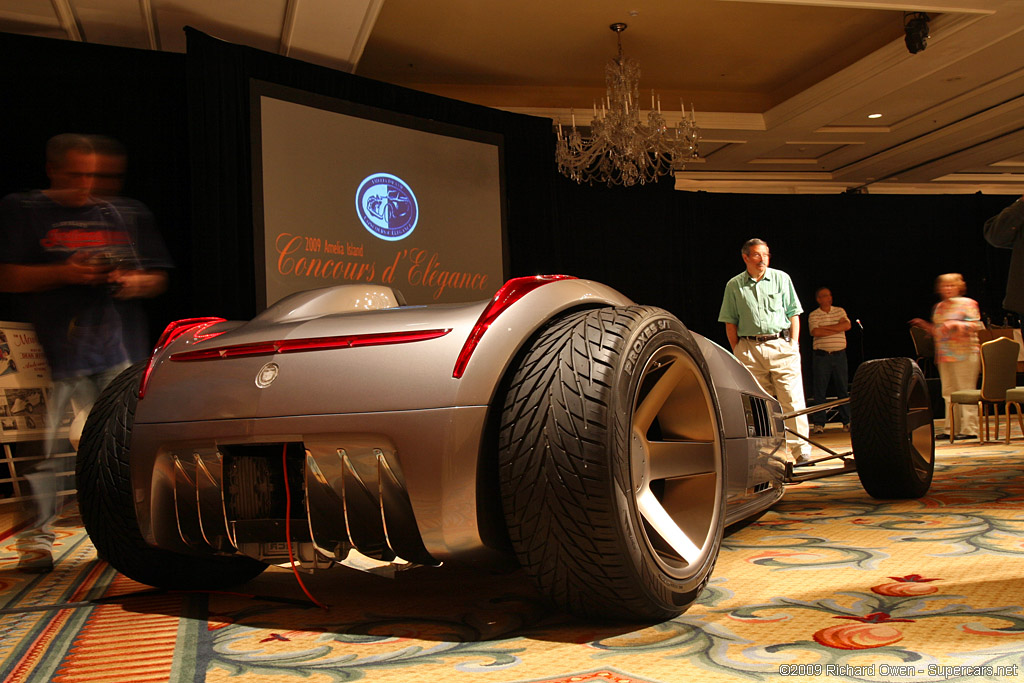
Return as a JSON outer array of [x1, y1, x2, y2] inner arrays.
[[743, 394, 773, 437], [222, 444, 306, 521], [752, 481, 771, 494], [182, 440, 438, 569], [304, 445, 437, 567]]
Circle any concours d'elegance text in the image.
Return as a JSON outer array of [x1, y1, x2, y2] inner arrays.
[[274, 232, 489, 299]]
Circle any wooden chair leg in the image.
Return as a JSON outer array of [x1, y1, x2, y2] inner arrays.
[[979, 402, 986, 443], [949, 405, 956, 444], [1014, 402, 1024, 441], [994, 403, 1001, 443], [1003, 402, 1010, 445]]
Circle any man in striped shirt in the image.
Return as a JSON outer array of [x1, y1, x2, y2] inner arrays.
[[808, 287, 851, 433]]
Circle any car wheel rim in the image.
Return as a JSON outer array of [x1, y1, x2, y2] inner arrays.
[[905, 372, 934, 478], [630, 344, 722, 579]]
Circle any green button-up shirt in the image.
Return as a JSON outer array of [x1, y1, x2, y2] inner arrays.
[[718, 268, 803, 337]]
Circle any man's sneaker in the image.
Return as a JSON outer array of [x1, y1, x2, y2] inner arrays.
[[15, 531, 55, 574], [811, 425, 825, 434], [17, 551, 53, 574]]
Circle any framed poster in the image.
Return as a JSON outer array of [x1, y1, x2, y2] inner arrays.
[[0, 322, 55, 438]]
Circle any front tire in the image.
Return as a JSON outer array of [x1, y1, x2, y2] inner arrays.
[[76, 362, 267, 588], [850, 358, 934, 499], [498, 307, 726, 620]]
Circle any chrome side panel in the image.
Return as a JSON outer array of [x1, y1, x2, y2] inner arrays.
[[193, 450, 234, 552], [131, 406, 500, 565], [302, 436, 433, 564], [694, 335, 776, 439], [693, 334, 787, 522]]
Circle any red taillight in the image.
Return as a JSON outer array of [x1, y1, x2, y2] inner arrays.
[[452, 275, 575, 379], [168, 328, 452, 362], [139, 317, 226, 398]]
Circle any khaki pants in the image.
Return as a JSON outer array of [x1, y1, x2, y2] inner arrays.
[[736, 337, 811, 460], [938, 356, 980, 437]]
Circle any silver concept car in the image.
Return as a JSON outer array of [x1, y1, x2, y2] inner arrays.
[[77, 276, 934, 620]]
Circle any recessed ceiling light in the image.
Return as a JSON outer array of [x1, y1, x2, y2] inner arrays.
[[867, 113, 883, 119]]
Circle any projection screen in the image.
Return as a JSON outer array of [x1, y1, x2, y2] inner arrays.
[[252, 81, 507, 309]]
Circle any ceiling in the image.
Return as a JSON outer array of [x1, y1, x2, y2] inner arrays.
[[4, 0, 1024, 194]]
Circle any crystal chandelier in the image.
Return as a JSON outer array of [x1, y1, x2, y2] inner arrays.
[[555, 23, 700, 187]]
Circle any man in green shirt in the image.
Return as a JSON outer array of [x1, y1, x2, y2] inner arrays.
[[719, 238, 812, 465]]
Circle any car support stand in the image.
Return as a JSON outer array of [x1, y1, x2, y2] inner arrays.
[[781, 398, 857, 483]]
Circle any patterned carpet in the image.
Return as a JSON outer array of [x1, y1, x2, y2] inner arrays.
[[3, 440, 1024, 682]]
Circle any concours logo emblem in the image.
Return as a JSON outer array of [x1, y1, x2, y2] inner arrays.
[[255, 362, 279, 388], [355, 173, 418, 241]]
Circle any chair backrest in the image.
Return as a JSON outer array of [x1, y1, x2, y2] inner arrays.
[[910, 326, 934, 359], [980, 335, 1020, 401]]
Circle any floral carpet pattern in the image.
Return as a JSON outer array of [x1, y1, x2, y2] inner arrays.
[[3, 442, 1024, 682]]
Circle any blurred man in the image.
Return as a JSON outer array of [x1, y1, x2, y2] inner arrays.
[[808, 287, 851, 433], [719, 238, 812, 465], [90, 136, 172, 361], [0, 134, 165, 571]]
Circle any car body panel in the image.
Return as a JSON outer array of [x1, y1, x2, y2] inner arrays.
[[128, 278, 786, 570]]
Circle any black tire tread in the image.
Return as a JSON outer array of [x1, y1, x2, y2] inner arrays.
[[76, 362, 266, 589], [850, 357, 934, 499], [499, 306, 718, 620]]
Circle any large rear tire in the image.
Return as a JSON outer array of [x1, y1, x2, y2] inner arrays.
[[850, 358, 934, 499], [76, 362, 267, 588], [498, 307, 726, 621]]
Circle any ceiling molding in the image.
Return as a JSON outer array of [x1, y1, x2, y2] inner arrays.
[[674, 175, 1024, 194], [50, 0, 82, 41], [0, 9, 59, 28], [711, 0, 995, 13], [748, 159, 821, 165], [276, 0, 385, 73], [500, 107, 767, 131], [815, 126, 892, 134], [279, 0, 299, 57], [348, 0, 385, 69], [139, 0, 158, 50]]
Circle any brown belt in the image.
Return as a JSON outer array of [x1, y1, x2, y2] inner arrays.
[[740, 332, 784, 343]]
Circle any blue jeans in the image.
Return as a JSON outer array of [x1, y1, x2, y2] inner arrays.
[[27, 362, 131, 528], [811, 349, 850, 426]]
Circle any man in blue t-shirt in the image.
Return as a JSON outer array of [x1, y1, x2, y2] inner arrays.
[[90, 135, 173, 362], [0, 133, 167, 572]]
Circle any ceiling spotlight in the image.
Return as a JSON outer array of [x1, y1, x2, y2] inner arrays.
[[904, 12, 930, 54], [867, 113, 883, 119]]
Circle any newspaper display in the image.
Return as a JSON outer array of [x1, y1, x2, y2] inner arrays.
[[0, 322, 59, 437]]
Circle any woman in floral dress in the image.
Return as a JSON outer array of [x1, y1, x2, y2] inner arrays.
[[909, 273, 982, 439]]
